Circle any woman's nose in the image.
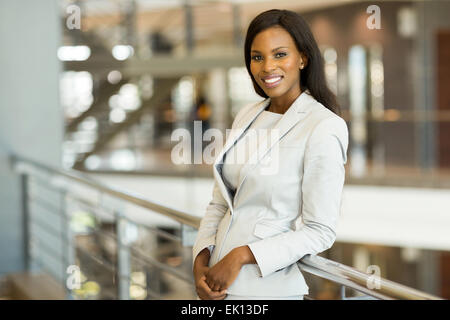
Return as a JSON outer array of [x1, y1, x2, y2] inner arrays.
[[262, 58, 276, 73]]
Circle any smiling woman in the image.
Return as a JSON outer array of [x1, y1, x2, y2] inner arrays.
[[249, 27, 305, 114], [193, 9, 348, 300], [244, 9, 340, 116]]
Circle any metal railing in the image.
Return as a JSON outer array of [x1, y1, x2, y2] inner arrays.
[[11, 154, 443, 300]]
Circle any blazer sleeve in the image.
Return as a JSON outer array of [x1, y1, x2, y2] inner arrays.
[[192, 179, 229, 264], [248, 116, 349, 278]]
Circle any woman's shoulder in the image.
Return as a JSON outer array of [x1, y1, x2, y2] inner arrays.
[[304, 95, 348, 141], [306, 94, 345, 125]]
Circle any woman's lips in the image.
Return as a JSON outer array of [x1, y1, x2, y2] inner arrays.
[[262, 76, 283, 88]]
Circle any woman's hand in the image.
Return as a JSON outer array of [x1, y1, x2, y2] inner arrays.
[[205, 246, 256, 292], [193, 248, 227, 300]]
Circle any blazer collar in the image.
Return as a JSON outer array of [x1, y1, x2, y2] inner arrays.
[[213, 91, 316, 212]]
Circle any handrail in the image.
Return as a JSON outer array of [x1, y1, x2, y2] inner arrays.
[[297, 255, 441, 300], [11, 154, 443, 300], [11, 155, 201, 229]]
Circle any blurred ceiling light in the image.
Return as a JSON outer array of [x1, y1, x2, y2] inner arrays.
[[110, 108, 126, 123], [62, 153, 76, 169], [75, 142, 94, 153], [110, 149, 137, 171], [78, 116, 98, 131], [85, 155, 102, 170], [60, 71, 93, 114], [66, 107, 82, 119], [75, 95, 94, 112], [72, 130, 97, 143], [107, 70, 122, 84], [62, 140, 76, 154], [119, 83, 141, 110], [398, 6, 417, 38], [323, 47, 337, 62], [109, 94, 120, 109], [108, 84, 141, 111], [112, 45, 134, 61], [57, 45, 91, 61]]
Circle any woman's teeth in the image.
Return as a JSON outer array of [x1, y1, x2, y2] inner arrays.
[[264, 77, 281, 83]]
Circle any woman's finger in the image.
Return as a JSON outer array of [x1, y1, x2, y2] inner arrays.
[[211, 283, 221, 292], [198, 277, 225, 300]]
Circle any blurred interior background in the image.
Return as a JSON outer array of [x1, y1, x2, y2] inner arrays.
[[0, 0, 449, 300]]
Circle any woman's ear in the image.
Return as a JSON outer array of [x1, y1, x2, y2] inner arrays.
[[299, 53, 308, 70]]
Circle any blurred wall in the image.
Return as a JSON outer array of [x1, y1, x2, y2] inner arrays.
[[301, 1, 450, 170], [302, 1, 417, 167], [0, 0, 62, 275]]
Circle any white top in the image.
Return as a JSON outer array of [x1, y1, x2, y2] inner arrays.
[[222, 110, 283, 196]]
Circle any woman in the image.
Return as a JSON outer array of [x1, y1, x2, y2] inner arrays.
[[192, 9, 348, 300]]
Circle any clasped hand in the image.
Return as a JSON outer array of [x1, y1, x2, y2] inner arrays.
[[194, 246, 252, 300], [204, 250, 242, 292]]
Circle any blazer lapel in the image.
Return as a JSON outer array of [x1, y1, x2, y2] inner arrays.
[[213, 99, 270, 212], [212, 91, 316, 212], [233, 92, 315, 205]]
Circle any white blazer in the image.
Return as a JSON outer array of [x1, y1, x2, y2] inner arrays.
[[193, 91, 349, 297]]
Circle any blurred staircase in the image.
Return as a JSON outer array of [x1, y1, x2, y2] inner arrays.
[[69, 77, 180, 170], [61, 23, 182, 170], [0, 273, 65, 300]]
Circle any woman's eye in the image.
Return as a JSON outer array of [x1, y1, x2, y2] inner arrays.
[[251, 52, 286, 61]]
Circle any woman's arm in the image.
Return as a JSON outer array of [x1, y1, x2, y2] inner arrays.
[[192, 181, 229, 262], [247, 116, 349, 278], [192, 101, 257, 262], [192, 180, 229, 299], [193, 100, 268, 296]]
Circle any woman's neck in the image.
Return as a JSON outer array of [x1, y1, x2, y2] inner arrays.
[[267, 90, 303, 114]]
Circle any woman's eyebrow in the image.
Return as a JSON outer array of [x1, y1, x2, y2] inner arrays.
[[251, 46, 288, 53]]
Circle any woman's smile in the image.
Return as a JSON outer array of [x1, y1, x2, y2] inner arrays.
[[261, 75, 284, 88]]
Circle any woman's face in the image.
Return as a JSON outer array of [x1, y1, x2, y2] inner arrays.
[[250, 26, 305, 102]]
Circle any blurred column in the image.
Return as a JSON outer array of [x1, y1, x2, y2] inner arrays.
[[414, 1, 436, 171], [417, 250, 440, 297], [0, 0, 63, 275], [368, 44, 385, 176], [232, 3, 243, 48], [123, 0, 137, 48], [348, 45, 368, 177], [205, 69, 229, 135], [184, 0, 194, 54]]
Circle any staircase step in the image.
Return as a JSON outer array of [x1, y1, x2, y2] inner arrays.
[[6, 273, 66, 300]]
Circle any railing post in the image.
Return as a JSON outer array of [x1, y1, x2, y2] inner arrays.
[[116, 212, 131, 300], [20, 174, 30, 272], [60, 188, 75, 299]]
